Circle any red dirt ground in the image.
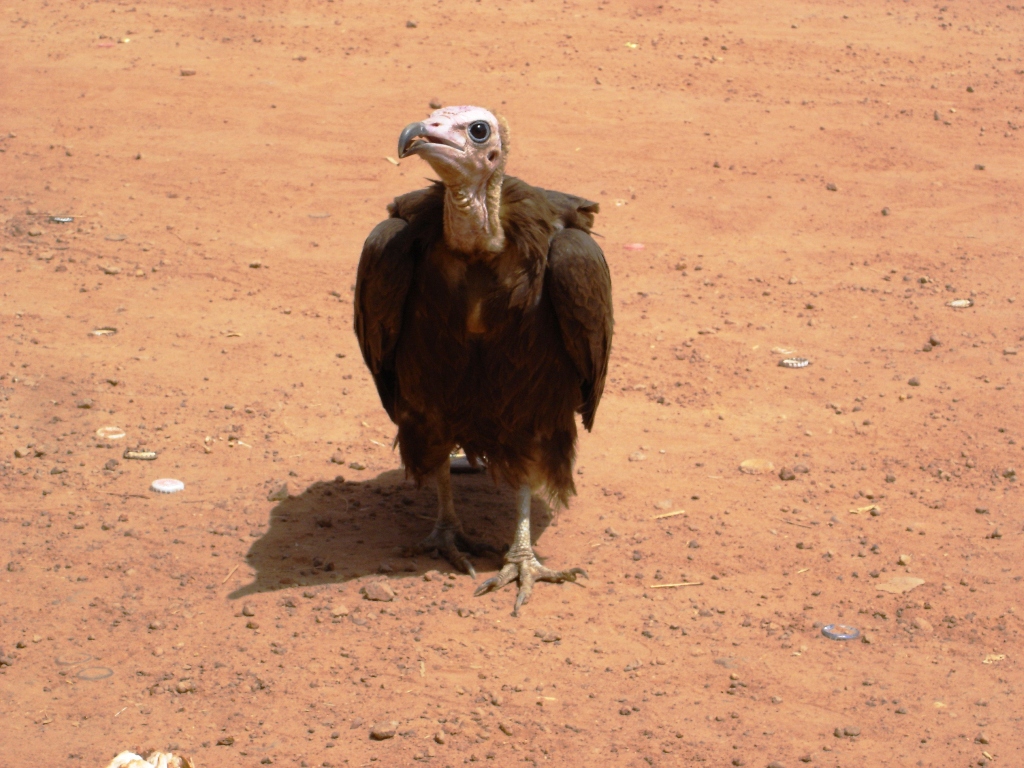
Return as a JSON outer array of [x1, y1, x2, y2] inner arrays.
[[2, 1, 1022, 766]]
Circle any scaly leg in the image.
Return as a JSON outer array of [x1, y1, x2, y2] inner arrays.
[[474, 484, 586, 616], [412, 456, 493, 577]]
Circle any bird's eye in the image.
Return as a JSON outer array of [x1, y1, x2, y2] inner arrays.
[[468, 121, 491, 143]]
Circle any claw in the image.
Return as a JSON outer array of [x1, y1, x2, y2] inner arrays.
[[475, 555, 587, 616], [412, 525, 492, 577]]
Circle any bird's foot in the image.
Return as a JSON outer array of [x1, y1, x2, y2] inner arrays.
[[474, 549, 586, 616], [410, 525, 494, 578]]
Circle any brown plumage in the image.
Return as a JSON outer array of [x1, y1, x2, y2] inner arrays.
[[354, 106, 612, 614]]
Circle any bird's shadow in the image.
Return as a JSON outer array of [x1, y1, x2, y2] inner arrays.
[[228, 468, 554, 600]]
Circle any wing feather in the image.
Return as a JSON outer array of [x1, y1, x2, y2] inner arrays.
[[546, 227, 613, 431], [354, 216, 417, 420]]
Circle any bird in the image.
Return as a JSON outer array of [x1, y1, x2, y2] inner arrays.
[[354, 105, 613, 615]]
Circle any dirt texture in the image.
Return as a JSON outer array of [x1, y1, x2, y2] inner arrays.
[[1, 1, 1022, 766]]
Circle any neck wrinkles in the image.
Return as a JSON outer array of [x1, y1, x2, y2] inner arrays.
[[442, 172, 505, 254]]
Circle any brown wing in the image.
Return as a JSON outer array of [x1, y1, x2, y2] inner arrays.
[[546, 227, 613, 431], [353, 216, 418, 422], [541, 188, 600, 232]]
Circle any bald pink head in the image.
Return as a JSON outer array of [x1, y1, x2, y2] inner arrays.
[[398, 106, 506, 189]]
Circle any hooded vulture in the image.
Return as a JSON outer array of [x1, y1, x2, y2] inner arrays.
[[354, 105, 613, 615]]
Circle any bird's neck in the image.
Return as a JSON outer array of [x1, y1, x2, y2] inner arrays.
[[442, 171, 505, 254]]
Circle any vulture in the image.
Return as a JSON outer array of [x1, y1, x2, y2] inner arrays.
[[354, 105, 613, 615]]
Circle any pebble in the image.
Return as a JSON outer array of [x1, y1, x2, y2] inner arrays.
[[793, 464, 809, 474], [370, 721, 398, 740], [628, 451, 646, 462], [331, 605, 350, 617], [176, 679, 195, 694], [267, 483, 289, 501], [242, 604, 255, 617], [767, 762, 784, 768], [912, 617, 933, 633], [349, 461, 367, 470], [897, 554, 911, 566], [180, 68, 196, 76], [778, 467, 796, 481], [908, 376, 920, 386], [330, 451, 346, 464], [739, 458, 774, 475], [534, 630, 561, 643], [362, 581, 395, 602], [429, 98, 443, 109], [149, 620, 165, 631]]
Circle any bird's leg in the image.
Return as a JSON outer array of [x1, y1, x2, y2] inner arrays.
[[474, 484, 586, 616], [412, 456, 493, 577]]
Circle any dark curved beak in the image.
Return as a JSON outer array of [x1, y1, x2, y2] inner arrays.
[[398, 121, 427, 159]]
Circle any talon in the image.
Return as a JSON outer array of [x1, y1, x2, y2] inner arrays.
[[412, 524, 492, 577], [475, 554, 585, 616]]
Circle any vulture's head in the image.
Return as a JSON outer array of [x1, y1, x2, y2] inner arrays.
[[398, 105, 508, 192]]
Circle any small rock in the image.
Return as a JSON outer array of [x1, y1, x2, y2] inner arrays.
[[216, 736, 235, 746], [349, 461, 367, 470], [654, 499, 673, 510], [739, 458, 774, 475], [897, 554, 911, 566], [688, 539, 700, 549], [881, 207, 890, 216], [13, 447, 31, 459], [632, 550, 642, 561], [628, 451, 646, 462], [149, 620, 165, 631], [176, 679, 195, 694], [987, 527, 1003, 539], [76, 399, 94, 409], [826, 182, 837, 191], [362, 581, 395, 602], [370, 721, 398, 740], [1004, 347, 1019, 356], [843, 726, 861, 737], [405, 20, 418, 28], [534, 630, 561, 643], [908, 376, 920, 387], [267, 483, 289, 501], [242, 604, 255, 617], [103, 458, 120, 471], [330, 451, 345, 464], [429, 98, 443, 109], [894, 706, 907, 714], [975, 733, 989, 745], [793, 464, 809, 474], [833, 727, 844, 739], [778, 467, 796, 481], [331, 605, 350, 617], [885, 473, 896, 483], [180, 68, 196, 76], [911, 617, 933, 633], [767, 762, 784, 768]]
